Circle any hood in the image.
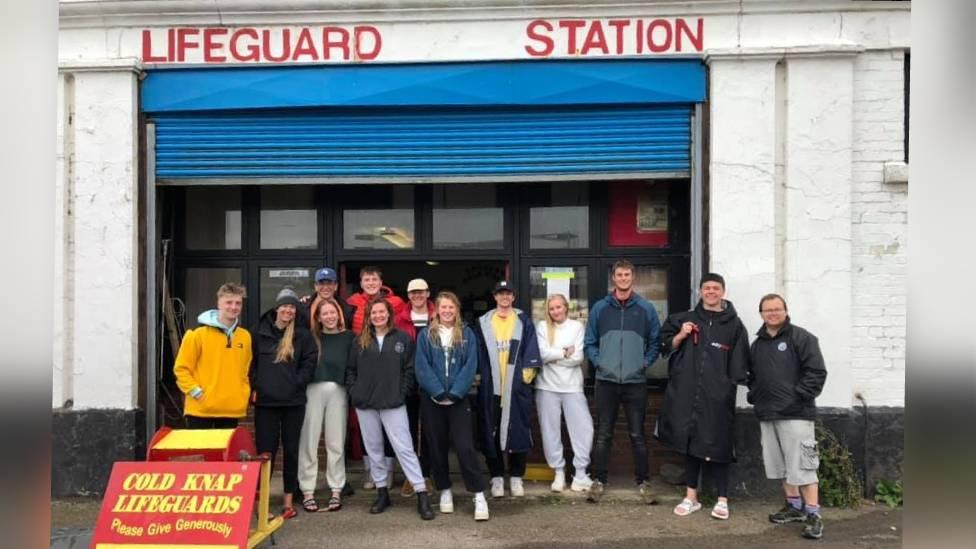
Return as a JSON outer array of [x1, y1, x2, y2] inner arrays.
[[348, 285, 396, 306], [755, 317, 793, 339], [693, 299, 740, 323], [197, 309, 238, 337], [396, 300, 435, 321], [606, 290, 647, 310], [257, 307, 289, 337]]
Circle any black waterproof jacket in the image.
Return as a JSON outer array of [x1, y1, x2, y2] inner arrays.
[[655, 300, 750, 463], [747, 320, 827, 421], [345, 328, 416, 410], [249, 309, 316, 407]]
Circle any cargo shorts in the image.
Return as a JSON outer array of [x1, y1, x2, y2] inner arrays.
[[759, 419, 819, 486]]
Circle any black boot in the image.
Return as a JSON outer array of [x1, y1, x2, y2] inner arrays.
[[416, 491, 434, 520], [370, 487, 391, 514]]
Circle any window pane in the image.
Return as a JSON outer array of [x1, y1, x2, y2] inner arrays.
[[433, 184, 503, 249], [184, 267, 243, 327], [529, 266, 590, 324], [607, 264, 669, 378], [184, 188, 241, 250], [260, 187, 317, 249], [259, 267, 315, 314], [608, 181, 670, 247], [343, 187, 415, 250], [529, 181, 589, 249]]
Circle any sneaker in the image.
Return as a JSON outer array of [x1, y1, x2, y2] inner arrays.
[[638, 480, 658, 505], [363, 478, 376, 490], [490, 477, 505, 498], [401, 479, 415, 498], [510, 477, 525, 497], [474, 493, 490, 521], [673, 498, 702, 516], [439, 489, 454, 513], [551, 470, 566, 493], [801, 512, 824, 540], [570, 476, 593, 492], [711, 500, 730, 520], [586, 480, 604, 503], [769, 503, 807, 524]]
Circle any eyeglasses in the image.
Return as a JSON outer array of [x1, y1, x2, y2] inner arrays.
[[761, 308, 785, 313]]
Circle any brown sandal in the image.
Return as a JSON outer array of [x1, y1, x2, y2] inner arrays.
[[326, 493, 342, 512]]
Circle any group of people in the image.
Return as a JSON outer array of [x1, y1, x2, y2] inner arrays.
[[172, 260, 828, 540]]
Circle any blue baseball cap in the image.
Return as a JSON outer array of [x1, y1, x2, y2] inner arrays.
[[315, 267, 337, 282]]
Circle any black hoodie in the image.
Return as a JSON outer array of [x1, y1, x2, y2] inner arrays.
[[250, 309, 316, 407], [747, 319, 827, 421]]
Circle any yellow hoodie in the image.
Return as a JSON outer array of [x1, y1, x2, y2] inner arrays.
[[174, 310, 252, 418]]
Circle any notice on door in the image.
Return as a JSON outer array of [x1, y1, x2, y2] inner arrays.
[[91, 461, 260, 549], [541, 268, 574, 298]]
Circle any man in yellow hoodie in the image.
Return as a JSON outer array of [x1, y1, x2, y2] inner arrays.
[[174, 282, 253, 429]]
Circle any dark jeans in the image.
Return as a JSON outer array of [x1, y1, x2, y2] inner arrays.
[[485, 396, 527, 478], [254, 405, 306, 496], [406, 391, 430, 476], [591, 381, 649, 484], [420, 395, 486, 493], [684, 455, 729, 498], [184, 415, 239, 429]]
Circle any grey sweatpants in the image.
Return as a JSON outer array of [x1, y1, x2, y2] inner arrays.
[[535, 389, 593, 480], [298, 381, 347, 494], [357, 406, 427, 492]]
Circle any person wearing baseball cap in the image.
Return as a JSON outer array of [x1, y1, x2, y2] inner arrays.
[[474, 280, 542, 498]]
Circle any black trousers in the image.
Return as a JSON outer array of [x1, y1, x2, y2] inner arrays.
[[485, 396, 527, 478], [421, 395, 486, 493], [684, 455, 730, 498], [591, 381, 649, 484], [184, 416, 238, 429], [254, 405, 305, 496], [405, 391, 430, 476]]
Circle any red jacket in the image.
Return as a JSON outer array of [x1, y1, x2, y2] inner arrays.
[[346, 286, 406, 335], [394, 301, 436, 341]]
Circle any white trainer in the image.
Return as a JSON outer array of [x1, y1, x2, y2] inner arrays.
[[474, 492, 490, 521], [490, 477, 505, 498], [439, 489, 454, 513], [510, 476, 525, 497], [550, 470, 566, 492], [570, 476, 593, 492]]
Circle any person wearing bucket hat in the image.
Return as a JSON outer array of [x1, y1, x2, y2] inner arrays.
[[250, 286, 317, 520]]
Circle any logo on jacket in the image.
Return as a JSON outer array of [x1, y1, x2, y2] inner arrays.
[[710, 342, 731, 351], [394, 341, 405, 354], [235, 343, 244, 349], [777, 342, 788, 352]]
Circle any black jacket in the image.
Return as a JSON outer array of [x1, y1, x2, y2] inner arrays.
[[346, 328, 416, 410], [250, 309, 316, 407], [655, 300, 750, 463], [748, 320, 827, 421]]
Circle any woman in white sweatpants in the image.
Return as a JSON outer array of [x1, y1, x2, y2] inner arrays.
[[535, 294, 594, 493], [298, 298, 354, 512]]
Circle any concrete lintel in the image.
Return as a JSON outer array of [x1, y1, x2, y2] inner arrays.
[[59, 58, 144, 74], [706, 43, 865, 63], [883, 161, 909, 185]]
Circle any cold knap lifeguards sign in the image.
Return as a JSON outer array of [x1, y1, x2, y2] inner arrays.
[[139, 17, 704, 64], [91, 461, 260, 549]]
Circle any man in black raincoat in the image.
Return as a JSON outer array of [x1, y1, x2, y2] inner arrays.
[[656, 273, 750, 521]]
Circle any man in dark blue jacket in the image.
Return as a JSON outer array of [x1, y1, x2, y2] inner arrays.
[[584, 260, 661, 502]]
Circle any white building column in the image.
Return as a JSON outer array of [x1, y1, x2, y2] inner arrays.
[[55, 62, 141, 410], [782, 54, 855, 408]]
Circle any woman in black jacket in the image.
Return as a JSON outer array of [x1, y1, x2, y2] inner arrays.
[[250, 287, 316, 520], [346, 298, 434, 520]]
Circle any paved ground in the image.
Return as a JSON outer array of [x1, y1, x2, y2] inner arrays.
[[53, 476, 901, 549]]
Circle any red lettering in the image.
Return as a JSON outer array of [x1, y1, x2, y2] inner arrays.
[[141, 30, 167, 62], [167, 28, 177, 61], [607, 20, 629, 55], [675, 17, 703, 52], [646, 19, 672, 53], [176, 28, 199, 62], [558, 20, 586, 54], [229, 28, 260, 62], [203, 28, 227, 62], [322, 27, 349, 60], [636, 19, 644, 54], [353, 26, 381, 60], [580, 21, 609, 55], [292, 27, 319, 61], [524, 19, 554, 57], [261, 29, 291, 62]]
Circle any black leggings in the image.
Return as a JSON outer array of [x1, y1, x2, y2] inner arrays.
[[255, 405, 305, 496], [684, 455, 729, 498]]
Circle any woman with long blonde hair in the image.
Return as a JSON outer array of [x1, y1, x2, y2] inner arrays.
[[534, 293, 593, 493], [415, 292, 489, 521], [250, 287, 316, 519], [297, 298, 355, 513]]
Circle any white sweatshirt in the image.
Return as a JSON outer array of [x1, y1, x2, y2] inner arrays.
[[535, 318, 585, 393]]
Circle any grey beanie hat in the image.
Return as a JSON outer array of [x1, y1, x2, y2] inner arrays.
[[275, 287, 301, 308]]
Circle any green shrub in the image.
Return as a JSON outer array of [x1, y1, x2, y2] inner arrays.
[[816, 421, 862, 508], [874, 479, 903, 508]]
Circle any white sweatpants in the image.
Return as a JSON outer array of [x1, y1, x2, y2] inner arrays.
[[298, 382, 347, 494], [357, 406, 426, 492], [535, 389, 594, 481]]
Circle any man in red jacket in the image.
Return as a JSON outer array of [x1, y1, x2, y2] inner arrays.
[[347, 265, 406, 336]]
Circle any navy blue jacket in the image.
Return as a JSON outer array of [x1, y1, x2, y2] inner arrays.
[[584, 292, 661, 384], [415, 325, 479, 401]]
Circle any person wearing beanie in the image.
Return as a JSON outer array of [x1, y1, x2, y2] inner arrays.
[[250, 286, 317, 520]]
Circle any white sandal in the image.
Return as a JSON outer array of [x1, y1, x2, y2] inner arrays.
[[711, 500, 730, 520], [673, 498, 702, 516]]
